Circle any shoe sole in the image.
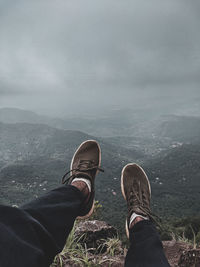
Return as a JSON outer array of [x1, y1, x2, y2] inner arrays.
[[121, 163, 151, 238], [70, 139, 101, 220]]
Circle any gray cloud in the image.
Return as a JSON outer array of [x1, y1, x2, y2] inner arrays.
[[0, 0, 199, 115]]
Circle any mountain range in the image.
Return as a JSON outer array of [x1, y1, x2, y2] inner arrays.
[[0, 107, 200, 228]]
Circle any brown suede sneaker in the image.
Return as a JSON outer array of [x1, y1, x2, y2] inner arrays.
[[62, 140, 103, 219], [121, 163, 151, 238]]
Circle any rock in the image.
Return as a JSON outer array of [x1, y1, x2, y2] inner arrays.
[[163, 240, 192, 266], [70, 221, 200, 266], [163, 240, 200, 267], [75, 220, 118, 251], [179, 249, 200, 266]]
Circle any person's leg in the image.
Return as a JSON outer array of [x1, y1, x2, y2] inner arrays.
[[125, 220, 170, 266], [0, 185, 84, 267], [0, 140, 103, 267], [121, 163, 170, 267]]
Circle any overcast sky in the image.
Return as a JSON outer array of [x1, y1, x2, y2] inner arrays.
[[0, 0, 199, 116]]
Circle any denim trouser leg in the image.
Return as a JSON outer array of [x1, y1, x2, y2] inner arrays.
[[0, 186, 170, 267], [0, 185, 83, 267], [125, 220, 170, 267]]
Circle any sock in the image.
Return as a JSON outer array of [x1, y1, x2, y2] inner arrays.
[[72, 178, 91, 192], [129, 212, 148, 228]]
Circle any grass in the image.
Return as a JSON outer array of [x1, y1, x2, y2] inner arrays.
[[170, 224, 200, 249], [99, 237, 122, 256], [51, 222, 121, 267]]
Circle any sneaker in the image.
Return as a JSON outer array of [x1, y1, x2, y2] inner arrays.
[[62, 140, 103, 219], [121, 163, 151, 237]]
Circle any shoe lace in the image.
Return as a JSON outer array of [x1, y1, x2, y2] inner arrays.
[[62, 159, 104, 184], [128, 188, 162, 228]]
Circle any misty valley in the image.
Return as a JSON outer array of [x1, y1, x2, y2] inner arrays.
[[0, 107, 200, 231]]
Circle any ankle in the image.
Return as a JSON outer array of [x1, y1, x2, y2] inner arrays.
[[71, 181, 89, 198], [129, 216, 145, 229]]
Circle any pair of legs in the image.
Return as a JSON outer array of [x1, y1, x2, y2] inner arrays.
[[0, 140, 170, 266]]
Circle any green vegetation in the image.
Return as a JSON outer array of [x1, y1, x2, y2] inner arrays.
[[158, 216, 200, 249], [51, 202, 123, 267], [50, 215, 200, 267], [51, 223, 122, 267], [99, 237, 122, 256]]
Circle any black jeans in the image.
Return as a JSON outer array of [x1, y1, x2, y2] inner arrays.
[[0, 186, 170, 267]]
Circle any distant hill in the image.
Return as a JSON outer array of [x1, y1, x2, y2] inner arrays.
[[0, 108, 136, 136], [144, 144, 200, 218], [157, 115, 200, 143], [0, 122, 143, 228], [1, 108, 200, 228], [0, 107, 148, 137], [0, 122, 143, 164], [1, 108, 200, 141], [0, 107, 177, 138], [0, 108, 45, 124], [0, 122, 91, 163]]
